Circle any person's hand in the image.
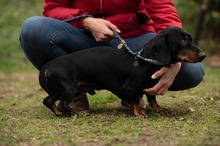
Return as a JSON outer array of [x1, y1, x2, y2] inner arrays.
[[83, 17, 121, 42], [144, 62, 182, 95]]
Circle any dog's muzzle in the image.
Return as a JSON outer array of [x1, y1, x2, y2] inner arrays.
[[198, 52, 206, 62]]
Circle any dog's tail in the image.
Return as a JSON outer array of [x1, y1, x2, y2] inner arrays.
[[39, 66, 59, 100]]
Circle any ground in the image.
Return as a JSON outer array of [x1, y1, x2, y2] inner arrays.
[[0, 68, 220, 146]]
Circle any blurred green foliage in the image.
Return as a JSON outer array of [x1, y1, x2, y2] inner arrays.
[[193, 0, 220, 11], [174, 0, 220, 43], [174, 0, 199, 32], [0, 0, 43, 73], [193, 0, 220, 38]]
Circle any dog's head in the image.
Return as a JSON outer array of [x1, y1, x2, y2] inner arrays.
[[143, 27, 206, 65]]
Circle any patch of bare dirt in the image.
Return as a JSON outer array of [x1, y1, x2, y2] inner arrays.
[[129, 132, 177, 146], [0, 71, 41, 99], [75, 137, 105, 146]]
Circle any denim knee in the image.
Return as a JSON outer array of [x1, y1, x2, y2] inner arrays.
[[20, 16, 43, 39], [190, 64, 205, 88], [20, 16, 45, 51], [19, 16, 58, 70], [169, 62, 205, 91]]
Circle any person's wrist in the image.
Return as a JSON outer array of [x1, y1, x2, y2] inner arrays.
[[167, 62, 181, 68], [175, 62, 182, 68], [82, 17, 94, 30], [173, 62, 182, 73]]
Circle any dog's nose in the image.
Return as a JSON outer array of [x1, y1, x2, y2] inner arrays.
[[198, 52, 206, 61]]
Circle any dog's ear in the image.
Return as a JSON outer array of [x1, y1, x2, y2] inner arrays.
[[143, 34, 171, 65]]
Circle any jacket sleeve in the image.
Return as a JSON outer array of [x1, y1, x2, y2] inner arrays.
[[145, 0, 182, 34], [43, 0, 87, 28]]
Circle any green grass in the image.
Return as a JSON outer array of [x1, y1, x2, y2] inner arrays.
[[0, 0, 220, 146], [0, 65, 219, 146], [0, 0, 43, 73]]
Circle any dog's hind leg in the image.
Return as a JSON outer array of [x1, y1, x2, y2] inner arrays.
[[43, 96, 63, 116], [146, 95, 170, 115], [39, 71, 64, 116], [60, 86, 78, 115]]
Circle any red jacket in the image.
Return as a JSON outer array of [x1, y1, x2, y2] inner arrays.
[[43, 0, 182, 38]]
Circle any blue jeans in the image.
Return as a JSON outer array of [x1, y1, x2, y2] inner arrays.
[[20, 16, 205, 91]]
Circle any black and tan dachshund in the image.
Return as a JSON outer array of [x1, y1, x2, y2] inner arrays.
[[39, 27, 206, 117]]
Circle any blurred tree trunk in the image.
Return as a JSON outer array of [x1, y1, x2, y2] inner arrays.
[[194, 0, 209, 45]]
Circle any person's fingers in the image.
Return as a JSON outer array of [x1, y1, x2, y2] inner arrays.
[[144, 84, 160, 95], [144, 84, 167, 95], [144, 63, 182, 96], [104, 21, 121, 39], [105, 21, 121, 33], [151, 67, 168, 79]]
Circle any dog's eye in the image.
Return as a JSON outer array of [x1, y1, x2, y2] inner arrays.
[[180, 39, 188, 45]]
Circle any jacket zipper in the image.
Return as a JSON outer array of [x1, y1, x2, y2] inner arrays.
[[100, 0, 102, 14]]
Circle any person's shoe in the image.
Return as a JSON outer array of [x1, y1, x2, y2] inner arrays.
[[58, 92, 90, 116]]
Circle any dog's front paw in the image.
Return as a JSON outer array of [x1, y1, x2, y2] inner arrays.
[[153, 107, 171, 116], [121, 97, 145, 109], [75, 110, 90, 116], [133, 104, 149, 118], [136, 110, 149, 118], [121, 100, 133, 108]]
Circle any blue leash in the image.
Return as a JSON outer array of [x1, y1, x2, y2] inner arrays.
[[63, 14, 162, 65], [112, 31, 162, 65]]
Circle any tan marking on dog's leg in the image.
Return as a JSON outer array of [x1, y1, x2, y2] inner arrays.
[[50, 98, 64, 116], [121, 96, 145, 109], [52, 104, 63, 116], [132, 104, 148, 118], [43, 96, 63, 116], [147, 96, 170, 115]]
